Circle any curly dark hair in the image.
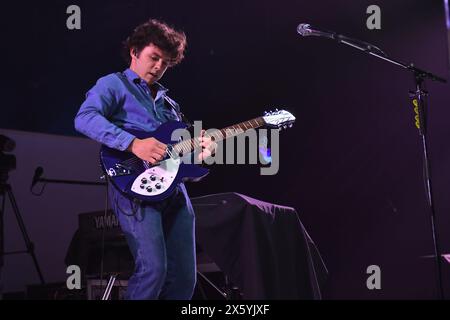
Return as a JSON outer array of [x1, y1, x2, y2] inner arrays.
[[122, 19, 187, 66]]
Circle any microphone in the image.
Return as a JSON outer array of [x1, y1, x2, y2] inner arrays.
[[296, 23, 387, 56], [31, 166, 44, 189], [296, 23, 337, 39]]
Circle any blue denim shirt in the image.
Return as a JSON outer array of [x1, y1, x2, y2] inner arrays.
[[74, 68, 181, 151]]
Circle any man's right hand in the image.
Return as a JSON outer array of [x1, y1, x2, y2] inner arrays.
[[128, 137, 167, 164]]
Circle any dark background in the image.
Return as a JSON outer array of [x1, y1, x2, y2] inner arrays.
[[2, 0, 450, 299]]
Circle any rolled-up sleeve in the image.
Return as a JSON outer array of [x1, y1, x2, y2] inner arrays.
[[74, 76, 135, 151]]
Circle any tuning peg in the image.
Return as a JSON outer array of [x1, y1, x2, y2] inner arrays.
[[283, 125, 287, 130], [289, 124, 293, 128], [264, 111, 268, 115]]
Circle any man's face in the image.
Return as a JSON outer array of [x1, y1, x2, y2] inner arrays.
[[130, 43, 171, 84]]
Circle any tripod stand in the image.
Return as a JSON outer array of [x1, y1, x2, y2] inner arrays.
[[0, 183, 45, 287]]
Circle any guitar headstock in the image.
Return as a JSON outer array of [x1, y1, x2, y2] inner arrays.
[[262, 109, 296, 130]]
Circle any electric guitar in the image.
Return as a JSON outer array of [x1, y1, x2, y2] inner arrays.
[[100, 109, 296, 202]]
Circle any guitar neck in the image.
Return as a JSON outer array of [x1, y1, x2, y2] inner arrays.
[[172, 117, 265, 155]]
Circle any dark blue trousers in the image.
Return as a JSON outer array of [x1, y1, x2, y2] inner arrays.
[[108, 183, 196, 300]]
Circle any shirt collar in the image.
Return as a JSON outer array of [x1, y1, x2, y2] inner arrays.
[[124, 68, 169, 93]]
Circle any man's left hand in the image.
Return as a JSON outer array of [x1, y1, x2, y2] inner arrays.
[[197, 129, 217, 162]]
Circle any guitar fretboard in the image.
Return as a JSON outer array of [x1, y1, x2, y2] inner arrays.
[[172, 117, 265, 155]]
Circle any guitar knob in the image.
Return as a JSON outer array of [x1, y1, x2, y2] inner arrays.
[[150, 175, 156, 181], [141, 178, 147, 184], [146, 186, 153, 192], [155, 183, 162, 190], [140, 184, 145, 189]]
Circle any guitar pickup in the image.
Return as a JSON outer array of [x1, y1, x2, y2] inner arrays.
[[107, 163, 132, 177]]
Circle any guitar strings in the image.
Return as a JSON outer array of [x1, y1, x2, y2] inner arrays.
[[119, 117, 265, 166]]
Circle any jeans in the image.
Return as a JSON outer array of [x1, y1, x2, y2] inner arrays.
[[108, 183, 197, 300]]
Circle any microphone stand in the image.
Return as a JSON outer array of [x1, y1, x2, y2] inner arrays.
[[31, 171, 109, 298], [37, 177, 106, 186], [30, 166, 107, 192], [307, 33, 447, 299]]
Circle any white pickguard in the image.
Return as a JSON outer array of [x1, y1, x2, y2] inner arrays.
[[131, 158, 181, 196]]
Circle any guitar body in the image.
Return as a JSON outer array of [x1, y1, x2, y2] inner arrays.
[[100, 109, 296, 203], [100, 121, 210, 203]]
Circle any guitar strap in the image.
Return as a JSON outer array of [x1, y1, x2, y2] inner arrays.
[[115, 71, 192, 128], [163, 95, 193, 128]]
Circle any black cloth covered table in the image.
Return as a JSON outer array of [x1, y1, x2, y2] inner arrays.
[[192, 192, 328, 300], [66, 192, 328, 299]]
